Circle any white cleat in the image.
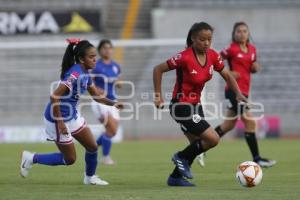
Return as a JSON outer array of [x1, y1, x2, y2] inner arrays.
[[83, 174, 109, 186], [255, 158, 277, 168], [196, 153, 206, 167], [100, 156, 115, 165], [20, 151, 34, 178]]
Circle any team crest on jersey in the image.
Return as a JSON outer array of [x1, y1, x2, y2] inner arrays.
[[237, 53, 243, 58], [192, 114, 201, 123], [112, 65, 119, 74]]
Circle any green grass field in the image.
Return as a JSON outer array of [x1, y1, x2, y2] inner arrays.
[[0, 139, 299, 200]]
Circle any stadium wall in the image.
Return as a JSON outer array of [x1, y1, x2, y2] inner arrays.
[[152, 7, 300, 43]]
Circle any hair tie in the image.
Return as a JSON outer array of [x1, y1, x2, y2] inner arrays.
[[66, 38, 81, 45]]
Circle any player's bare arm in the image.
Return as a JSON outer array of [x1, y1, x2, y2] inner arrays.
[[219, 68, 247, 103], [153, 62, 171, 108], [50, 83, 69, 135]]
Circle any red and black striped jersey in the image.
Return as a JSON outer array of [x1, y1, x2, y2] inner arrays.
[[167, 47, 224, 104], [221, 42, 257, 96]]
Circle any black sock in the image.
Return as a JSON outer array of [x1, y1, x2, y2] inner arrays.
[[215, 125, 225, 137], [171, 141, 204, 178], [177, 140, 204, 164], [244, 132, 260, 160], [170, 167, 182, 178]]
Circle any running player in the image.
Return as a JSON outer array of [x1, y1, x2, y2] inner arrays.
[[197, 22, 276, 168], [20, 38, 122, 185], [153, 22, 248, 186], [91, 39, 121, 165]]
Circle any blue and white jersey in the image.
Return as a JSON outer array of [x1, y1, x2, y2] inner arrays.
[[92, 59, 121, 101], [44, 64, 93, 122]]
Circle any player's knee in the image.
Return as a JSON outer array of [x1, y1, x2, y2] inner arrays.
[[210, 135, 220, 148], [64, 156, 76, 165], [86, 144, 98, 153], [205, 134, 219, 149], [106, 128, 117, 138], [106, 127, 117, 137], [245, 119, 256, 130]]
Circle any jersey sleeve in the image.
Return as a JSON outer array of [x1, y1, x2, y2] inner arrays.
[[61, 70, 80, 90], [166, 52, 185, 70], [220, 45, 234, 60], [213, 51, 225, 72]]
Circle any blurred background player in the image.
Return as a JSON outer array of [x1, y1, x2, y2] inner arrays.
[[91, 39, 122, 165], [20, 39, 122, 185], [197, 22, 276, 168], [153, 22, 248, 186]]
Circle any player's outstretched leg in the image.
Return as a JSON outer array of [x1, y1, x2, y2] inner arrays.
[[20, 142, 76, 178]]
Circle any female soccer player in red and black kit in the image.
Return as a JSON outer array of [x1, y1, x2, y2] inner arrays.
[[198, 22, 276, 168], [153, 22, 248, 186]]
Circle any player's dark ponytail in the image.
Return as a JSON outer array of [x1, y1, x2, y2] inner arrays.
[[186, 22, 214, 48], [186, 29, 193, 48], [232, 22, 250, 43], [60, 39, 94, 79]]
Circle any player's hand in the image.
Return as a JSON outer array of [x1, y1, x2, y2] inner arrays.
[[154, 96, 164, 109], [114, 102, 124, 110], [236, 93, 249, 107], [57, 121, 68, 135]]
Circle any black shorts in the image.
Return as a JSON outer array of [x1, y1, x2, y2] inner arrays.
[[225, 89, 249, 115], [169, 100, 210, 135]]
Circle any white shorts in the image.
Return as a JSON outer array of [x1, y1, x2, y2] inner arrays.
[[44, 116, 87, 145], [91, 101, 120, 121]]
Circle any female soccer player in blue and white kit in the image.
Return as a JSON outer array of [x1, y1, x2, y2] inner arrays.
[[91, 39, 121, 165], [20, 38, 122, 185]]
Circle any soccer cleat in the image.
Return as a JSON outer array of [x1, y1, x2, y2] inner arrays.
[[254, 157, 277, 168], [167, 175, 195, 187], [196, 153, 206, 167], [172, 153, 193, 179], [20, 151, 34, 178], [83, 174, 109, 185], [100, 156, 115, 165]]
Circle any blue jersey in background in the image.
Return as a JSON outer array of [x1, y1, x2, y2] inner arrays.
[[92, 59, 121, 101]]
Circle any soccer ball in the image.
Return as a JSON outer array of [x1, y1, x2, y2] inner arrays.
[[236, 161, 263, 187]]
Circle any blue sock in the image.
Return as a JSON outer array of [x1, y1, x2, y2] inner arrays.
[[101, 134, 112, 156], [96, 134, 104, 146], [33, 153, 66, 166], [85, 150, 98, 176]]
